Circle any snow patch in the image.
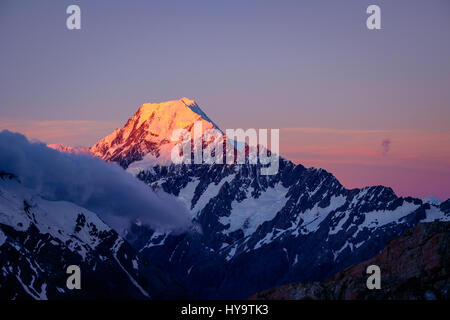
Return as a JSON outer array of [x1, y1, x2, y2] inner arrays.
[[0, 229, 6, 247], [422, 196, 442, 205], [178, 178, 200, 217], [423, 205, 450, 222], [193, 174, 235, 213], [219, 183, 289, 237], [360, 201, 420, 229], [300, 195, 347, 233]]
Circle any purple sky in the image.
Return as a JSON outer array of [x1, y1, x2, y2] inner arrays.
[[0, 0, 449, 199]]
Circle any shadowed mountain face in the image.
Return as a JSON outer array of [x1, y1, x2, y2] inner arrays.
[[1, 98, 449, 299], [251, 222, 450, 300], [0, 172, 184, 300], [91, 98, 450, 299]]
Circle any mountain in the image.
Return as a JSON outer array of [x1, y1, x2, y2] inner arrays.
[[0, 172, 183, 299], [251, 221, 450, 300], [90, 97, 221, 173], [422, 196, 443, 206], [1, 98, 449, 300], [47, 144, 90, 155], [89, 98, 450, 299]]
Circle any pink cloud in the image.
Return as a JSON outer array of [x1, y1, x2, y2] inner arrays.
[[0, 118, 120, 147]]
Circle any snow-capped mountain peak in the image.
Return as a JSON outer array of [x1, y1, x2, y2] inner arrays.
[[422, 196, 443, 205], [90, 98, 220, 169], [179, 97, 221, 132], [47, 144, 89, 154]]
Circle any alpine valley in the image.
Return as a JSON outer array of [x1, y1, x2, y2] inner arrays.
[[1, 98, 449, 299]]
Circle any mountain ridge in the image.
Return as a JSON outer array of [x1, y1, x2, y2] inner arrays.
[[92, 99, 448, 298], [55, 98, 449, 203], [90, 98, 220, 171], [251, 221, 450, 300], [0, 172, 184, 299], [7, 98, 448, 299]]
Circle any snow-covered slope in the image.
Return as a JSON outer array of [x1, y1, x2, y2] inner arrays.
[[422, 196, 443, 206], [131, 161, 449, 298], [90, 98, 219, 171], [0, 172, 181, 299], [47, 144, 89, 154], [89, 98, 450, 299]]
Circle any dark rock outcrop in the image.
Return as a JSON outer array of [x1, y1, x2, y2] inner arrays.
[[252, 222, 450, 300]]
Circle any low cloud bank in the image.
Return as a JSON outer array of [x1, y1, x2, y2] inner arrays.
[[0, 130, 191, 232]]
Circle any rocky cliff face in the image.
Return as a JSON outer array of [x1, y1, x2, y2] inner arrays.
[[252, 221, 450, 300]]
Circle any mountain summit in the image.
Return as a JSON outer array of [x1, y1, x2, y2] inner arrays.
[[90, 98, 219, 171]]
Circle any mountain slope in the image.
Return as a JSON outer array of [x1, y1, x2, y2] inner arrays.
[[90, 98, 219, 171], [129, 162, 449, 298], [252, 221, 450, 300], [89, 98, 449, 299], [0, 172, 183, 299], [3, 98, 447, 300]]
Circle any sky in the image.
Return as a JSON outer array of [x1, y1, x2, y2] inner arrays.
[[0, 0, 449, 200]]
